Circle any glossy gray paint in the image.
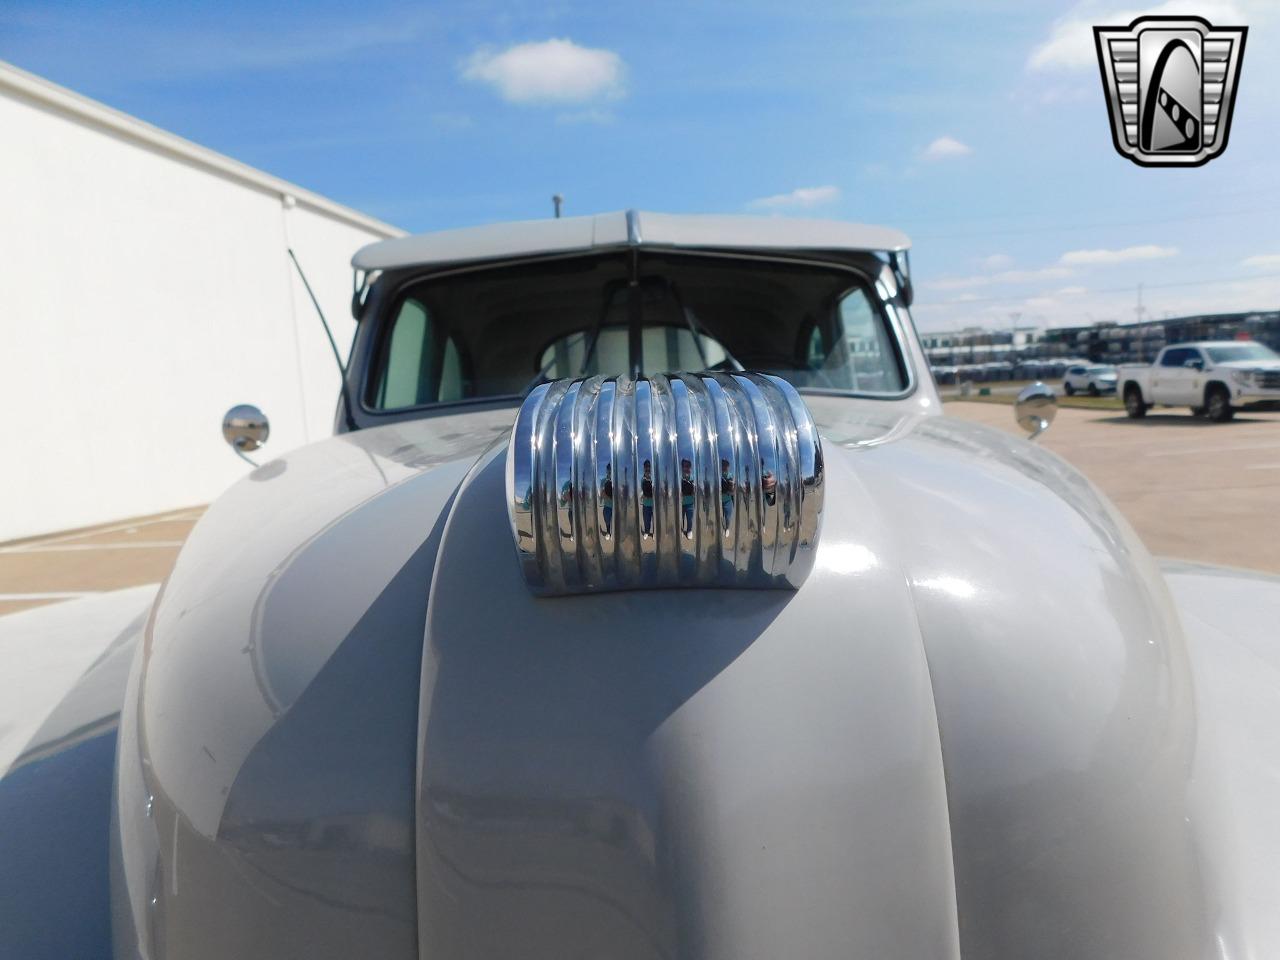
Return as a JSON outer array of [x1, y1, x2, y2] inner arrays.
[[0, 587, 155, 960], [100, 385, 1280, 959]]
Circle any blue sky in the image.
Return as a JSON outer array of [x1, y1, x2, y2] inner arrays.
[[3, 0, 1277, 331]]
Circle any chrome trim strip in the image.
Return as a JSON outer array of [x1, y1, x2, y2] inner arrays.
[[507, 373, 825, 595], [625, 208, 642, 246]]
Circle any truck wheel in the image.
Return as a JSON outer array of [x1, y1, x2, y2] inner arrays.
[[1088, 383, 1100, 397], [1124, 385, 1147, 418], [1205, 385, 1234, 422], [1064, 383, 1075, 396]]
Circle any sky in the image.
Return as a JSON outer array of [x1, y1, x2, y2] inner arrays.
[[3, 0, 1278, 332]]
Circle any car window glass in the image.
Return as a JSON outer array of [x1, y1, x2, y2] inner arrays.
[[370, 298, 467, 409], [1206, 343, 1280, 363], [826, 287, 905, 393], [1161, 348, 1188, 368], [537, 326, 729, 379], [366, 253, 910, 410]]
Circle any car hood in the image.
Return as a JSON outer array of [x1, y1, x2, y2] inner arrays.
[[1214, 358, 1280, 371], [119, 399, 1212, 960]]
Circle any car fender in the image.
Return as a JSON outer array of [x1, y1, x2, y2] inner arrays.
[[1161, 559, 1280, 957], [0, 585, 157, 960]]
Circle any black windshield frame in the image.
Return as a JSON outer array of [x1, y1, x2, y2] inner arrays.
[[355, 248, 917, 422]]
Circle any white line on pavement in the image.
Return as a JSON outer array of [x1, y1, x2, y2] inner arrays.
[[0, 541, 186, 554], [0, 591, 102, 601], [11, 509, 202, 548]]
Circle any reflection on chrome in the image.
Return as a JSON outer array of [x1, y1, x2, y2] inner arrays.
[[507, 373, 825, 595]]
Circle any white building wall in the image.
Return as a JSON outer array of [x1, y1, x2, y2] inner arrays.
[[0, 63, 402, 542]]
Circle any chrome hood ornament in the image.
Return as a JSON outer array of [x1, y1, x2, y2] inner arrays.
[[507, 373, 824, 596]]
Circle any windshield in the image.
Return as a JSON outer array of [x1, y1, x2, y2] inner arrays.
[[1087, 365, 1115, 374], [1205, 343, 1280, 363], [366, 252, 909, 411]]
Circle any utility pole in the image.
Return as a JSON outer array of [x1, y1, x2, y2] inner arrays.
[[552, 194, 563, 219]]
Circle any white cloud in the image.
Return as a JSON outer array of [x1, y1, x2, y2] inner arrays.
[[1242, 253, 1280, 269], [748, 185, 841, 210], [921, 136, 972, 161], [1059, 244, 1178, 265], [1057, 285, 1089, 295], [927, 265, 1074, 292], [927, 275, 990, 292], [980, 254, 1013, 271], [463, 38, 625, 104], [912, 270, 1280, 333], [1001, 267, 1076, 282], [1029, 1, 1250, 71]]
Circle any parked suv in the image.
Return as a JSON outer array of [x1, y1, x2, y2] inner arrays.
[[1062, 364, 1117, 396], [1119, 340, 1280, 421]]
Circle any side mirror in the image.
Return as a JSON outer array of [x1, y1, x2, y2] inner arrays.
[[1185, 358, 1204, 370], [222, 404, 270, 465], [1014, 383, 1057, 440]]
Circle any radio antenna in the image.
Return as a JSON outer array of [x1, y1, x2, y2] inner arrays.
[[287, 247, 357, 430]]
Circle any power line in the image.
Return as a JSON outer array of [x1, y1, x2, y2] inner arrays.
[[910, 204, 1280, 241], [915, 270, 1280, 309]]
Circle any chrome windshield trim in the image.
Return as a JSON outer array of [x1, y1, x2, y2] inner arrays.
[[625, 208, 643, 246]]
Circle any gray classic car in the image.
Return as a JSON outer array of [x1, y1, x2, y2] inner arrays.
[[3, 211, 1279, 959]]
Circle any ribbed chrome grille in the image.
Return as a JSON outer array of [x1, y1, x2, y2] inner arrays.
[[507, 373, 825, 596], [1255, 370, 1280, 389]]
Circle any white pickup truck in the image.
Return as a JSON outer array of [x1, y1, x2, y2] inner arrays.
[[1119, 340, 1280, 421]]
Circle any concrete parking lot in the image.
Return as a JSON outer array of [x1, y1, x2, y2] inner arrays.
[[947, 401, 1280, 574], [0, 508, 204, 616], [0, 404, 1276, 615]]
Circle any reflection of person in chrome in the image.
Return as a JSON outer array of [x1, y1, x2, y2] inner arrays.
[[559, 479, 574, 531], [719, 458, 735, 530], [641, 460, 654, 536], [680, 459, 695, 535], [600, 464, 613, 537], [761, 464, 777, 506]]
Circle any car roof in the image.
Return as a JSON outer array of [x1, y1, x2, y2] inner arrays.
[[352, 209, 912, 272]]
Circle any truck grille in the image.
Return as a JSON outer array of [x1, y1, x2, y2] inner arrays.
[[1256, 371, 1280, 389]]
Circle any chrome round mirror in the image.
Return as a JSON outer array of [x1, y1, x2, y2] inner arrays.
[[222, 404, 269, 462], [1014, 383, 1057, 439]]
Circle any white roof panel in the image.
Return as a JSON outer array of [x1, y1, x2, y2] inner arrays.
[[352, 210, 909, 271]]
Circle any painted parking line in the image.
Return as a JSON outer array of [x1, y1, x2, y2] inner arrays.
[[0, 591, 102, 601], [1143, 441, 1280, 457], [0, 541, 186, 554], [15, 509, 202, 548]]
